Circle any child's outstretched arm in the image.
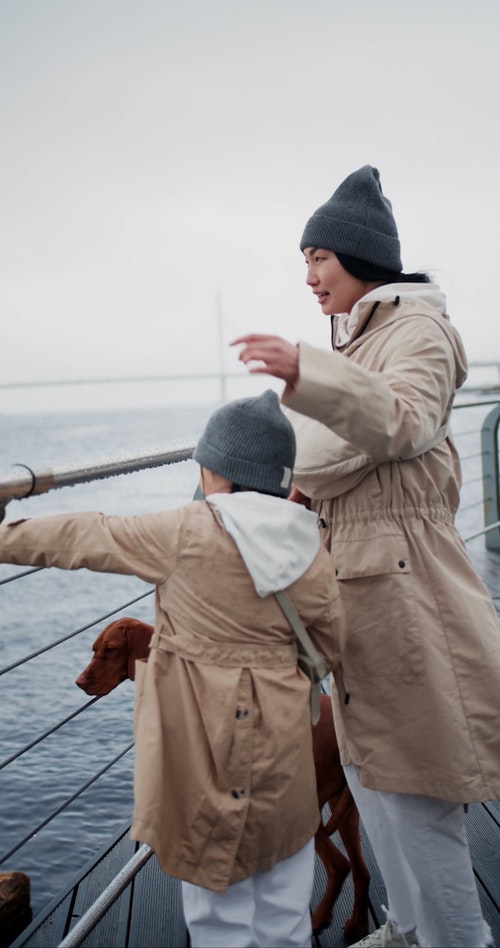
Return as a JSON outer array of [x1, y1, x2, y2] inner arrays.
[[0, 509, 183, 586]]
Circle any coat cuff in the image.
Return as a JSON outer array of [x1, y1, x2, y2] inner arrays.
[[282, 341, 346, 426]]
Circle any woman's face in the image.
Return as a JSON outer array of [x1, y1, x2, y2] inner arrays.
[[303, 247, 378, 316]]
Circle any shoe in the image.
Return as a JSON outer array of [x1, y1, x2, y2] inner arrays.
[[349, 907, 419, 947], [403, 929, 420, 948]]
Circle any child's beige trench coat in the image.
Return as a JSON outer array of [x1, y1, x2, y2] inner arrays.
[[283, 285, 500, 804], [0, 501, 345, 891]]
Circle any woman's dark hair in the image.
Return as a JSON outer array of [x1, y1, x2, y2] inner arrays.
[[336, 252, 431, 284]]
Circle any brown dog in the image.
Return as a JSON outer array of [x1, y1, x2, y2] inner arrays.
[[75, 617, 153, 694], [76, 617, 370, 941]]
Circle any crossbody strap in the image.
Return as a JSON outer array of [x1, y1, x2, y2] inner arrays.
[[273, 590, 327, 724]]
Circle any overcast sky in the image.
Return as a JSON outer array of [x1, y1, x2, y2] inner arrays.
[[1, 0, 499, 412]]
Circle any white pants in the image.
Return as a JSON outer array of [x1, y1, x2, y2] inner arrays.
[[181, 837, 315, 947], [344, 765, 493, 948]]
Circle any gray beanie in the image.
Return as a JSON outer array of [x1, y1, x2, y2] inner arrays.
[[194, 390, 296, 497], [300, 165, 402, 272]]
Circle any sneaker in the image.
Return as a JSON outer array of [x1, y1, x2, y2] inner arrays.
[[349, 908, 420, 948], [403, 929, 420, 948]]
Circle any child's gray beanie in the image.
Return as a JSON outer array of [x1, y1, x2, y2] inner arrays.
[[300, 165, 402, 272], [194, 390, 296, 497]]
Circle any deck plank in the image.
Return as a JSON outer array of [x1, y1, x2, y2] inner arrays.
[[70, 834, 137, 948], [10, 827, 136, 948], [125, 857, 187, 948], [11, 798, 500, 948]]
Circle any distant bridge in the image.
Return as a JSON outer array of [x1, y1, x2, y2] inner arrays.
[[0, 371, 251, 403], [0, 363, 499, 398]]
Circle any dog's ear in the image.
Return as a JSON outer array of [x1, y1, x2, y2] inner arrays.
[[128, 653, 137, 680], [126, 621, 153, 679], [125, 621, 139, 680]]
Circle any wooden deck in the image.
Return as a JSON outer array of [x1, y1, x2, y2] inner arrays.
[[9, 800, 500, 948], [9, 543, 500, 948]]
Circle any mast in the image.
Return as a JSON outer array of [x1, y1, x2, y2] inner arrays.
[[216, 288, 227, 403]]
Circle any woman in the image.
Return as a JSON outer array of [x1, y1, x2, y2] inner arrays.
[[233, 165, 500, 948]]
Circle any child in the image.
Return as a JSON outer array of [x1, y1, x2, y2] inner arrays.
[[0, 389, 345, 948]]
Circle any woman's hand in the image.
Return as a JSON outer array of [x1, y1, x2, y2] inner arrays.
[[231, 334, 299, 386]]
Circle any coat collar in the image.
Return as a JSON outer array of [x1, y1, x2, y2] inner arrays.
[[333, 283, 447, 350]]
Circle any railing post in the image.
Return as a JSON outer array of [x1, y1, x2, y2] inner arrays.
[[481, 406, 500, 551]]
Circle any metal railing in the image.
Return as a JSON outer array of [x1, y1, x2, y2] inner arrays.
[[0, 441, 196, 506], [480, 405, 500, 552]]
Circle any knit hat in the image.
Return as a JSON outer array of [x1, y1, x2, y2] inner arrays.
[[194, 390, 296, 497], [300, 165, 402, 272]]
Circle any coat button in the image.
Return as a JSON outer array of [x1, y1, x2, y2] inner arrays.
[[231, 788, 245, 799], [235, 707, 248, 719], [398, 560, 406, 568]]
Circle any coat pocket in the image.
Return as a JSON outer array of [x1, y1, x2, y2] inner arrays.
[[332, 531, 410, 580], [332, 531, 423, 681]]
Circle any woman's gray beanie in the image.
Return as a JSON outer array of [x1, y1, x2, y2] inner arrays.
[[300, 165, 402, 272], [194, 390, 296, 497]]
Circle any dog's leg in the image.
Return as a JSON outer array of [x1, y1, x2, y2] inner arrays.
[[338, 802, 370, 945], [312, 820, 351, 935]]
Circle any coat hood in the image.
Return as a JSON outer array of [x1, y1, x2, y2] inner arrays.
[[206, 492, 320, 597], [333, 282, 467, 390], [335, 283, 447, 348]]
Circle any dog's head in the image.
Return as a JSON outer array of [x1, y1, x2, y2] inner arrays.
[[75, 617, 152, 695]]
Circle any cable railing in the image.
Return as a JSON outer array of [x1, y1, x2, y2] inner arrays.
[[1, 399, 500, 947], [0, 697, 100, 771], [0, 589, 154, 676], [1, 743, 134, 867]]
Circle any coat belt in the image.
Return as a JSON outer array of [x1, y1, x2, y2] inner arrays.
[[152, 630, 298, 668]]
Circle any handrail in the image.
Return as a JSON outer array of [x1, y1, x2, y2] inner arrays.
[[464, 520, 500, 542], [57, 844, 153, 948], [0, 441, 196, 505], [481, 405, 500, 551]]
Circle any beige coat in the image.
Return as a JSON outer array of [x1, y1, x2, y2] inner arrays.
[[0, 497, 344, 891], [283, 283, 500, 803]]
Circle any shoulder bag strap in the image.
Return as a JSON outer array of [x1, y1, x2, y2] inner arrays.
[[273, 590, 327, 724]]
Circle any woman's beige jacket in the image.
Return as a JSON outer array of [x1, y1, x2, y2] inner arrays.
[[0, 495, 344, 891], [283, 283, 500, 803]]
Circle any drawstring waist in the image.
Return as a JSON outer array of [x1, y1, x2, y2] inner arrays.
[[314, 501, 454, 531]]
